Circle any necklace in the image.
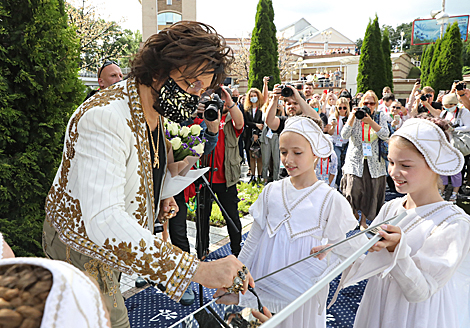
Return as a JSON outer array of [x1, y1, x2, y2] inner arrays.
[[142, 106, 160, 169]]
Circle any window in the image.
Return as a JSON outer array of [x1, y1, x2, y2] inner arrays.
[[167, 0, 172, 4], [157, 12, 181, 25]]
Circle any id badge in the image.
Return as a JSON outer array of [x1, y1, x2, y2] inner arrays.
[[335, 138, 343, 147], [362, 143, 372, 157]]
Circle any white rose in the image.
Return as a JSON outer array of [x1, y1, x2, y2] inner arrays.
[[190, 124, 203, 136], [193, 143, 205, 155], [180, 126, 190, 138], [170, 137, 182, 150], [168, 123, 179, 136]]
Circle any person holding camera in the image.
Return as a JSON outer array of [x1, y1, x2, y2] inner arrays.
[[410, 86, 442, 117], [438, 90, 470, 203], [244, 87, 265, 183], [340, 90, 390, 229], [200, 86, 245, 258], [327, 97, 350, 188], [43, 22, 253, 328]]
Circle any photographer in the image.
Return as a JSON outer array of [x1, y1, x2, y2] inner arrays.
[[341, 90, 390, 229], [265, 84, 320, 134], [439, 89, 470, 203], [43, 22, 253, 328], [327, 97, 350, 187], [410, 86, 442, 117], [200, 86, 244, 258]]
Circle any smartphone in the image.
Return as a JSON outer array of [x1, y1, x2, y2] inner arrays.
[[269, 76, 273, 80], [394, 115, 400, 121], [438, 90, 446, 97], [416, 78, 421, 84]]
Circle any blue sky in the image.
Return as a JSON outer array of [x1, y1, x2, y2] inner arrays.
[[87, 0, 469, 41]]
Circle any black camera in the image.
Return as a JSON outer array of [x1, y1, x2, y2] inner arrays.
[[355, 106, 371, 119], [420, 94, 428, 101], [203, 93, 224, 121], [280, 85, 294, 98], [456, 81, 466, 91]]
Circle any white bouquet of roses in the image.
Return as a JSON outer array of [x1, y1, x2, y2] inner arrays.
[[161, 119, 209, 200], [164, 120, 206, 162]]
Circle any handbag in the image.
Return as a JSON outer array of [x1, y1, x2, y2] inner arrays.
[[448, 109, 470, 156], [250, 140, 262, 158], [373, 112, 389, 161]]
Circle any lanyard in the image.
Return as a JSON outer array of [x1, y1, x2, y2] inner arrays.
[[320, 158, 329, 175], [361, 122, 372, 142]]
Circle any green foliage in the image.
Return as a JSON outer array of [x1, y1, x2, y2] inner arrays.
[[382, 27, 393, 91], [187, 182, 264, 227], [430, 22, 463, 92], [248, 0, 280, 90], [407, 66, 421, 79], [0, 0, 84, 256], [357, 16, 386, 96], [463, 66, 470, 75], [427, 38, 442, 88], [420, 43, 434, 86]]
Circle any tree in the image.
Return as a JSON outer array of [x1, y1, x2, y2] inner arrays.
[[0, 0, 84, 256], [66, 0, 127, 71], [357, 16, 386, 96], [230, 37, 251, 82], [382, 27, 393, 91], [426, 37, 442, 88], [430, 22, 463, 92], [248, 0, 280, 90], [419, 43, 434, 86], [277, 36, 295, 81]]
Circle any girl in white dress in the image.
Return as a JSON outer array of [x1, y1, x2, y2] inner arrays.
[[216, 116, 358, 328], [316, 117, 470, 328]]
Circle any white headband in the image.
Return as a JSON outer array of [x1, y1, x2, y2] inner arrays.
[[393, 118, 464, 175], [0, 258, 110, 328], [281, 116, 334, 158]]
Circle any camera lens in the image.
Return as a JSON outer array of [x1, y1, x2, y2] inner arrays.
[[204, 104, 219, 121], [420, 95, 427, 101], [355, 109, 365, 119], [280, 86, 293, 98]]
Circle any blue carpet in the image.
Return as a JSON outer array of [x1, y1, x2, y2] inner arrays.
[[125, 191, 403, 327]]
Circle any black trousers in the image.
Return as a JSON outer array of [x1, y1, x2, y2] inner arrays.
[[197, 183, 242, 257], [168, 191, 190, 253]]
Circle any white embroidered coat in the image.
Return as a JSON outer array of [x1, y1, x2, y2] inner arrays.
[[44, 78, 198, 302]]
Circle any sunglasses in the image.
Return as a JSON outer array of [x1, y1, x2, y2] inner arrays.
[[363, 102, 376, 106], [392, 106, 402, 109], [338, 107, 347, 110], [98, 60, 119, 78]]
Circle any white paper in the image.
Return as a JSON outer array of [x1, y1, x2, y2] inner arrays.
[[160, 167, 210, 200]]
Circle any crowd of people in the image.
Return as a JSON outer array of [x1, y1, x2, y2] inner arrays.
[[4, 20, 470, 328]]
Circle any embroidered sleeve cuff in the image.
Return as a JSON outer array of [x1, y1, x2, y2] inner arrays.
[[165, 252, 200, 302]]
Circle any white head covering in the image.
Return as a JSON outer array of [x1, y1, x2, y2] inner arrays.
[[393, 118, 464, 175], [281, 116, 334, 157], [0, 258, 110, 328]]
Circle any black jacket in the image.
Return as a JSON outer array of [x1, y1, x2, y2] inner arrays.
[[244, 107, 263, 141]]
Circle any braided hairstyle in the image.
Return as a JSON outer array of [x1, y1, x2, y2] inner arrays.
[[0, 264, 52, 328]]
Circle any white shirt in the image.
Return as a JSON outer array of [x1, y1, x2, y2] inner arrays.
[[441, 106, 470, 132]]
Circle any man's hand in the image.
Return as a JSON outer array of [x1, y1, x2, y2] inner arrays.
[[272, 84, 282, 100], [158, 197, 178, 222], [204, 110, 221, 134], [194, 255, 255, 294]]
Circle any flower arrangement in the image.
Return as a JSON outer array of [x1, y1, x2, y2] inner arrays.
[[164, 119, 206, 162]]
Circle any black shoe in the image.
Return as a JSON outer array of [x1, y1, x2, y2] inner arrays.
[[135, 277, 147, 288], [180, 287, 195, 306]]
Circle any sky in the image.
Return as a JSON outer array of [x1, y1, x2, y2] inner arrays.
[[86, 0, 469, 42]]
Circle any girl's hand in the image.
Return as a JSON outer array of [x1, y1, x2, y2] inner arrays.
[[368, 224, 402, 253], [252, 306, 273, 323], [310, 244, 332, 260]]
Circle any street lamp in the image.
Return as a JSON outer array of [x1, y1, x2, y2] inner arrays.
[[431, 0, 449, 39], [400, 31, 405, 52]]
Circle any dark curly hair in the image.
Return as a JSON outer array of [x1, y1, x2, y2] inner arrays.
[[130, 21, 233, 88]]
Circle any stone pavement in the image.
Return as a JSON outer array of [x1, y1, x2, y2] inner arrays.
[[120, 163, 253, 298]]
